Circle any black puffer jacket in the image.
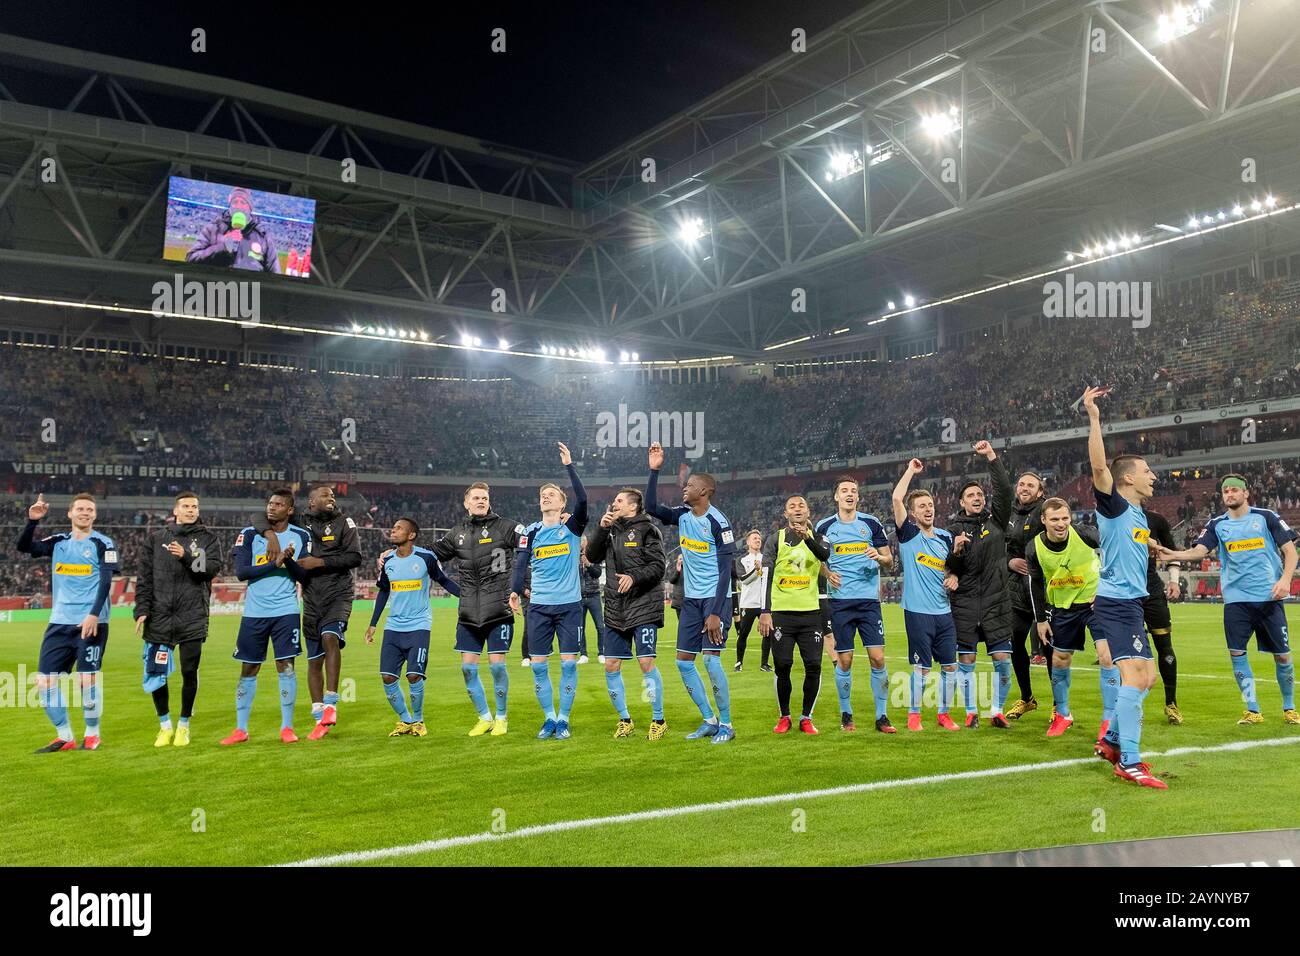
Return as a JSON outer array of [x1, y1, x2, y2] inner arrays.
[[430, 511, 522, 628], [946, 456, 1014, 642], [585, 513, 666, 631], [1005, 496, 1047, 613], [297, 509, 362, 622], [134, 522, 223, 644]]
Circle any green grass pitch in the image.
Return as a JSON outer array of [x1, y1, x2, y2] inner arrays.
[[1, 603, 1297, 866]]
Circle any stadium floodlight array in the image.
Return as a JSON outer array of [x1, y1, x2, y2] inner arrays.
[[539, 344, 615, 363], [1156, 1, 1212, 44], [1186, 195, 1275, 230], [825, 150, 865, 182], [678, 216, 709, 245], [1064, 195, 1277, 263], [844, 192, 1298, 330], [919, 105, 961, 139]]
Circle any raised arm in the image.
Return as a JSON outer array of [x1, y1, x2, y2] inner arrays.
[[1082, 387, 1112, 494], [892, 458, 924, 527], [644, 441, 679, 524], [561, 451, 588, 536], [979, 442, 1013, 526], [17, 495, 55, 556]]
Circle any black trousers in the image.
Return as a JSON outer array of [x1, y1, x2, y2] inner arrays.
[[1010, 605, 1036, 703], [734, 608, 766, 664], [770, 611, 823, 718], [150, 640, 204, 720]]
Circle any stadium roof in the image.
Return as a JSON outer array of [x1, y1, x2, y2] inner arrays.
[[1, 0, 1299, 364]]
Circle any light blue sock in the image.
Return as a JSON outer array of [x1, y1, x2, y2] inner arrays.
[[1100, 665, 1120, 727], [643, 666, 664, 721], [462, 663, 491, 720], [909, 667, 925, 713], [676, 658, 715, 721], [159, 712, 172, 730], [383, 680, 413, 722], [958, 661, 978, 714], [834, 665, 853, 715], [1050, 666, 1073, 717], [81, 677, 102, 736], [488, 662, 509, 719], [870, 665, 889, 720], [277, 671, 297, 730], [531, 661, 556, 720], [408, 679, 425, 723], [40, 682, 72, 738], [178, 716, 189, 729], [323, 690, 340, 707], [559, 660, 578, 721], [605, 670, 630, 719], [703, 654, 731, 724], [993, 658, 1012, 714], [1117, 685, 1146, 766], [1276, 658, 1295, 711], [235, 676, 257, 732], [939, 668, 957, 715], [1231, 653, 1259, 711], [311, 701, 324, 722]]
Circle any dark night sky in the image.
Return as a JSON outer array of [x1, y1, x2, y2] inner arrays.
[[0, 0, 877, 162]]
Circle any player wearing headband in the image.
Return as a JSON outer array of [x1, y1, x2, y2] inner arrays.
[[1157, 474, 1297, 726]]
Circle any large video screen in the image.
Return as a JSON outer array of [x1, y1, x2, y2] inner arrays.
[[163, 176, 317, 277]]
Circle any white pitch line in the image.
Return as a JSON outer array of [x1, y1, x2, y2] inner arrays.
[[277, 735, 1300, 867]]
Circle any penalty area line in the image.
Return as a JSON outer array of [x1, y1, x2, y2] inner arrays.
[[277, 735, 1300, 867]]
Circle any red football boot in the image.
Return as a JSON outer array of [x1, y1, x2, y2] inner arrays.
[[906, 712, 923, 732], [799, 717, 819, 735], [773, 715, 793, 734], [81, 735, 101, 751], [220, 728, 249, 746], [1046, 712, 1074, 737], [280, 727, 299, 743], [34, 737, 77, 754], [936, 713, 961, 731], [321, 705, 338, 726], [1114, 762, 1169, 790], [307, 721, 330, 741]]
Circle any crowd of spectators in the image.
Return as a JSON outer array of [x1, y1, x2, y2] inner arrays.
[[4, 279, 1299, 489]]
